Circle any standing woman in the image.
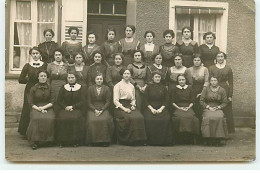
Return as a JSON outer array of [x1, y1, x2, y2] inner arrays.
[[26, 70, 55, 150], [199, 32, 220, 68], [146, 53, 168, 86], [47, 48, 68, 101], [200, 76, 228, 146], [82, 32, 101, 66], [119, 25, 140, 66], [140, 31, 160, 66], [100, 28, 121, 66], [61, 26, 82, 65], [209, 52, 234, 134], [170, 74, 200, 144], [127, 50, 148, 111], [38, 29, 59, 63], [113, 69, 147, 145], [85, 73, 114, 146], [159, 29, 179, 67], [87, 51, 107, 87], [143, 72, 172, 146], [18, 47, 47, 135], [176, 26, 199, 68], [55, 72, 85, 147]]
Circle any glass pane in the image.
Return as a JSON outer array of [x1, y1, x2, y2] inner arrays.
[[101, 2, 113, 14], [38, 0, 55, 22], [13, 47, 30, 69], [88, 1, 99, 13], [199, 14, 216, 32], [37, 23, 55, 45], [176, 14, 190, 30], [14, 22, 32, 45], [16, 1, 31, 20], [114, 2, 127, 14]]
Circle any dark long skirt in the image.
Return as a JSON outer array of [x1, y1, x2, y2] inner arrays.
[[114, 100, 147, 145], [143, 107, 172, 146], [134, 79, 145, 112], [85, 110, 114, 144], [26, 104, 55, 144], [56, 110, 84, 144]]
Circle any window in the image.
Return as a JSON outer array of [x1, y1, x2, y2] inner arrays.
[[9, 0, 58, 73], [169, 1, 228, 52]]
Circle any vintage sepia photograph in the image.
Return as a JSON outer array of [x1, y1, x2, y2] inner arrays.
[[4, 0, 255, 162]]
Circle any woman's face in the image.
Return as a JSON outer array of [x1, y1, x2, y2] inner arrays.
[[152, 74, 161, 84], [75, 54, 83, 65], [70, 29, 78, 40], [114, 55, 123, 66], [178, 76, 186, 86], [154, 54, 163, 65], [164, 33, 173, 44], [88, 34, 96, 44], [193, 57, 202, 67], [31, 50, 41, 61], [44, 31, 53, 42], [174, 56, 182, 67], [216, 53, 225, 64], [107, 31, 115, 41], [183, 28, 191, 39], [95, 75, 103, 86], [125, 27, 133, 38], [123, 70, 131, 81], [133, 52, 142, 63], [67, 74, 76, 84], [38, 72, 47, 84], [210, 77, 218, 87], [205, 34, 214, 44], [94, 53, 102, 63], [146, 33, 154, 43], [54, 51, 63, 62]]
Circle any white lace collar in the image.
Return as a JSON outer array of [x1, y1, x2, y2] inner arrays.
[[53, 61, 64, 66], [29, 60, 44, 68], [153, 64, 162, 69], [176, 85, 188, 90], [216, 59, 226, 69], [206, 44, 214, 49], [64, 83, 81, 91]]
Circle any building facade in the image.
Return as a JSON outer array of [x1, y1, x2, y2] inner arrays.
[[5, 0, 255, 127]]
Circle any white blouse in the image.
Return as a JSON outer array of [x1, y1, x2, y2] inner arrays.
[[113, 79, 136, 108]]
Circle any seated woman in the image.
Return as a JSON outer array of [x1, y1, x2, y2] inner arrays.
[[143, 72, 172, 146], [55, 72, 85, 147], [200, 76, 228, 146], [170, 74, 200, 145], [26, 70, 55, 150], [113, 69, 147, 145], [85, 73, 114, 146]]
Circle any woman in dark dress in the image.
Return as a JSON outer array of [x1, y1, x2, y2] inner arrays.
[[18, 47, 47, 135], [170, 74, 200, 144], [26, 70, 55, 150], [146, 53, 168, 86], [55, 72, 85, 147], [113, 69, 147, 145], [200, 76, 228, 146], [87, 51, 107, 86], [143, 72, 172, 146], [100, 28, 121, 66], [38, 29, 59, 63], [199, 32, 220, 68], [82, 32, 101, 66], [209, 51, 234, 134], [85, 73, 114, 146], [140, 31, 160, 66], [127, 50, 148, 112], [159, 29, 179, 67], [176, 27, 199, 68], [119, 25, 140, 66], [61, 26, 82, 65]]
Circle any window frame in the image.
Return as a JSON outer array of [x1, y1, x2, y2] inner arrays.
[[169, 0, 228, 52]]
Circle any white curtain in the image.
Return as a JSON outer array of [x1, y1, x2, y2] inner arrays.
[[176, 14, 191, 42], [198, 15, 216, 45]]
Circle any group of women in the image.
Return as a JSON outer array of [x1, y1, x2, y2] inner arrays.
[[18, 25, 234, 150]]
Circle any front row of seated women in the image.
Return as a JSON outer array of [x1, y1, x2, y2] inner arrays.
[[26, 66, 228, 150]]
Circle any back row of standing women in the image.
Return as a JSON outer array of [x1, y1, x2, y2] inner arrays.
[[18, 25, 234, 149]]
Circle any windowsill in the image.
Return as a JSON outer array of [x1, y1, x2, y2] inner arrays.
[[5, 73, 20, 79]]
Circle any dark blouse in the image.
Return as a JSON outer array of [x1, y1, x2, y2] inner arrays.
[[199, 44, 220, 68], [140, 43, 160, 65], [170, 85, 195, 106], [147, 64, 168, 86], [69, 65, 88, 86], [87, 63, 107, 86], [87, 85, 111, 111], [100, 41, 121, 66], [38, 41, 59, 63], [82, 44, 101, 65], [19, 63, 47, 85], [159, 43, 180, 67], [61, 41, 83, 64], [106, 65, 125, 88], [127, 63, 148, 85]]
